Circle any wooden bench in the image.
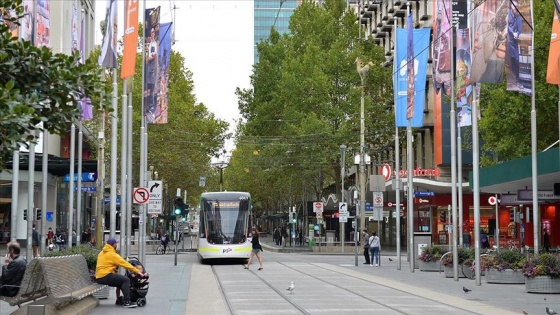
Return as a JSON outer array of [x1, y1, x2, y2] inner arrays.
[[0, 255, 108, 309]]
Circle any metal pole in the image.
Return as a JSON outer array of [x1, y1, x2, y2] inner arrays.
[[473, 91, 481, 285], [405, 1, 414, 273], [68, 123, 75, 249], [340, 144, 346, 254], [110, 69, 118, 240], [77, 121, 83, 246], [139, 0, 148, 265], [495, 194, 499, 250], [11, 149, 19, 242], [450, 23, 458, 281], [27, 141, 35, 260], [359, 78, 366, 244], [41, 131, 48, 254], [394, 15, 401, 271], [120, 82, 128, 256], [530, 0, 539, 255], [127, 90, 133, 258]]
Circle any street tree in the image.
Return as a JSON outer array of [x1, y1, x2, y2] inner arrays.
[[0, 0, 110, 169], [234, 0, 393, 214]]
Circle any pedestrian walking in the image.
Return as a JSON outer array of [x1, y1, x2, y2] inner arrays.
[[362, 230, 370, 265], [368, 232, 380, 267], [244, 228, 264, 270], [32, 224, 40, 258]]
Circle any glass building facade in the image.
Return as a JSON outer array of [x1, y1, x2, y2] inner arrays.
[[254, 0, 300, 63]]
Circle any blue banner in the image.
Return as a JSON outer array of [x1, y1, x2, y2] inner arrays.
[[395, 27, 431, 127]]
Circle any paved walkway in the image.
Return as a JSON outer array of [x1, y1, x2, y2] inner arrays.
[[0, 242, 558, 315]]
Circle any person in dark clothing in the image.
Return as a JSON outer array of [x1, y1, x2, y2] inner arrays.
[[273, 227, 281, 246], [161, 234, 169, 254], [480, 232, 490, 249], [0, 241, 27, 297], [362, 230, 370, 265], [544, 230, 551, 253], [244, 228, 263, 270], [32, 224, 40, 258]]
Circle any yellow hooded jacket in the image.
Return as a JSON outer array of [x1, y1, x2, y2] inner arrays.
[[95, 243, 141, 279]]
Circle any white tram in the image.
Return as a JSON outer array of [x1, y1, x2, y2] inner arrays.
[[197, 191, 253, 260]]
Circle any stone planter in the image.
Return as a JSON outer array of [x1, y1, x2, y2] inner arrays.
[[525, 276, 560, 293], [443, 264, 466, 278], [485, 268, 525, 284], [419, 260, 441, 272]]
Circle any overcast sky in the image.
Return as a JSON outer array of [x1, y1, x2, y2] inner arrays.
[[95, 1, 254, 153]]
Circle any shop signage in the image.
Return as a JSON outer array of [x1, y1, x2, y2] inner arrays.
[[62, 172, 97, 182], [500, 194, 533, 205], [517, 190, 560, 201], [379, 164, 441, 182]]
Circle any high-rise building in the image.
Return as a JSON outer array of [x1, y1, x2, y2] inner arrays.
[[254, 0, 300, 63]]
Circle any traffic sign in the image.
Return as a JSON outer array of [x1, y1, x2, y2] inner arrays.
[[488, 196, 497, 205], [148, 181, 162, 200], [133, 187, 150, 204], [339, 202, 348, 214], [373, 192, 383, 207], [147, 200, 162, 214], [313, 201, 323, 213]]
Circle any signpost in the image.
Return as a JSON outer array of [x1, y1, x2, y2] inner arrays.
[[133, 187, 149, 205]]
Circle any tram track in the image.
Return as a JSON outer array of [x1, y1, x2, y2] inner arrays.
[[210, 260, 482, 314], [276, 261, 480, 315]]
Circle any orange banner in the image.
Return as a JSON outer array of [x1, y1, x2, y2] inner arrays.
[[547, 2, 560, 85], [121, 0, 139, 79]]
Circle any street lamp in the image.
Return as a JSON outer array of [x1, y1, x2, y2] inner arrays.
[[212, 149, 229, 192]]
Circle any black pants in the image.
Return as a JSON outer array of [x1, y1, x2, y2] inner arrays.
[[96, 273, 131, 302], [363, 247, 370, 264]]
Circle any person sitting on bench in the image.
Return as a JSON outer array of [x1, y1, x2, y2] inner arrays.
[[0, 242, 27, 297]]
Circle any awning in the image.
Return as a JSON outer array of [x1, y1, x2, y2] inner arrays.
[[469, 147, 560, 194], [4, 153, 98, 177]]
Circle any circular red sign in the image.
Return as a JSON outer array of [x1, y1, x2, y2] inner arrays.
[[488, 196, 497, 205], [314, 202, 322, 209], [381, 164, 392, 182]]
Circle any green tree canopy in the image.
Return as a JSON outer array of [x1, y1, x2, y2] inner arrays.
[[0, 0, 110, 169], [232, 0, 393, 214]]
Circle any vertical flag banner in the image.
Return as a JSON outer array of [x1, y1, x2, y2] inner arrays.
[[144, 7, 160, 123], [471, 0, 507, 84], [35, 0, 49, 47], [98, 0, 118, 68], [505, 0, 533, 95], [456, 28, 473, 127], [121, 0, 140, 79], [153, 22, 173, 124], [395, 27, 431, 127], [406, 12, 414, 120], [20, 0, 33, 42], [71, 4, 78, 54], [432, 0, 452, 94], [546, 0, 560, 85]]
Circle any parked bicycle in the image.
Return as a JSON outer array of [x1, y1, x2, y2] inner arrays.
[[461, 254, 490, 279]]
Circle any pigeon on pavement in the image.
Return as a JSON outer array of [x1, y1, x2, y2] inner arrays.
[[547, 307, 558, 315], [286, 281, 295, 294], [462, 286, 472, 293], [388, 257, 393, 262], [522, 311, 528, 315]]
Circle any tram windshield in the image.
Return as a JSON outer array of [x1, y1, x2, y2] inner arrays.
[[201, 198, 250, 244]]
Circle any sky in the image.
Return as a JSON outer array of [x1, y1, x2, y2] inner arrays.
[[95, 1, 254, 154]]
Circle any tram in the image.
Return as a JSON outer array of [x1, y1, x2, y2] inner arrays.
[[197, 191, 253, 260]]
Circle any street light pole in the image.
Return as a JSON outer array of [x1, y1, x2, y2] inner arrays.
[[340, 144, 346, 253]]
